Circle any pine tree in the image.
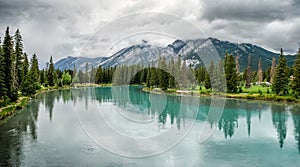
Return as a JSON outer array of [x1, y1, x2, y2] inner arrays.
[[158, 57, 169, 90], [224, 54, 238, 93], [21, 53, 40, 96], [20, 53, 29, 95], [181, 60, 188, 88], [235, 54, 240, 75], [78, 70, 84, 84], [149, 61, 158, 87], [292, 48, 300, 96], [168, 57, 176, 88], [40, 69, 46, 86], [146, 67, 151, 87], [95, 65, 103, 84], [204, 61, 214, 90], [84, 63, 89, 83], [270, 57, 276, 84], [258, 58, 263, 84], [272, 49, 289, 95], [213, 60, 226, 92], [2, 27, 17, 101], [30, 54, 40, 82], [14, 29, 24, 88], [246, 55, 252, 88], [90, 66, 96, 83], [47, 56, 55, 86], [0, 37, 6, 100]]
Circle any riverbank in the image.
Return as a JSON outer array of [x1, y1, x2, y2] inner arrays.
[[142, 87, 300, 104], [0, 83, 114, 121], [0, 97, 30, 120], [0, 86, 70, 121]]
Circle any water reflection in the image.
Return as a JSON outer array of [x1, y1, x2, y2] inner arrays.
[[0, 100, 39, 166], [1, 87, 300, 166]]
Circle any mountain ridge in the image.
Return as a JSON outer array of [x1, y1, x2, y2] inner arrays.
[[54, 38, 297, 71]]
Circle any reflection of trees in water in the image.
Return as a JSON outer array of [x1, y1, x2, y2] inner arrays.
[[44, 91, 60, 122], [245, 103, 252, 136], [218, 101, 239, 139], [271, 104, 287, 148], [0, 98, 40, 166], [291, 106, 300, 153]]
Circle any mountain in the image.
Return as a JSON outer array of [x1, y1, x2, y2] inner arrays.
[[54, 38, 297, 71], [54, 56, 108, 71]]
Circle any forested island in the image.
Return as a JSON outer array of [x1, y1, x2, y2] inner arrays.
[[1, 26, 300, 119]]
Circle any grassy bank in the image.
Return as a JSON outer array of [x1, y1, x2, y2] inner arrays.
[[0, 83, 112, 121], [0, 97, 30, 120], [0, 85, 73, 121], [142, 85, 300, 103]]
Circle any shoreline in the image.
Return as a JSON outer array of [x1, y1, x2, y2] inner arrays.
[[0, 83, 113, 121], [1, 84, 299, 122], [142, 87, 300, 105]]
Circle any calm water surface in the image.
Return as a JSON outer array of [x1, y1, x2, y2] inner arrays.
[[0, 86, 300, 166]]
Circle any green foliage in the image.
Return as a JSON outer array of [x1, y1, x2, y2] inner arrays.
[[224, 54, 238, 93], [2, 27, 18, 102], [61, 72, 72, 85], [14, 29, 24, 88], [47, 56, 55, 86], [158, 57, 169, 90], [204, 61, 214, 90], [272, 49, 289, 95], [292, 50, 300, 95]]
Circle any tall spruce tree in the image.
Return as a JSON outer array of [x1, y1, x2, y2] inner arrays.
[[158, 57, 169, 90], [84, 63, 89, 83], [224, 54, 238, 93], [2, 27, 18, 101], [14, 29, 24, 88], [270, 57, 276, 84], [246, 55, 252, 88], [0, 37, 6, 100], [168, 57, 176, 88], [149, 61, 158, 87], [292, 48, 300, 96], [204, 61, 214, 90], [213, 60, 226, 92], [47, 56, 55, 86], [30, 54, 40, 82], [258, 58, 263, 83], [272, 48, 289, 95]]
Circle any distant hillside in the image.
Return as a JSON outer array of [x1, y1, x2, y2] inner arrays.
[[55, 38, 297, 71]]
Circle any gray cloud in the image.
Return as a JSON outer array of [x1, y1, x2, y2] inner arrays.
[[0, 0, 299, 66]]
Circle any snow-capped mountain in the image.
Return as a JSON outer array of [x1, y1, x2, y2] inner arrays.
[[54, 56, 108, 71], [54, 38, 297, 71]]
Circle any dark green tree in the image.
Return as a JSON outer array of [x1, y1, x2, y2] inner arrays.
[[272, 49, 289, 95], [47, 56, 55, 86], [0, 37, 6, 100], [204, 61, 214, 90], [30, 54, 40, 82], [168, 58, 176, 88], [2, 27, 17, 101], [158, 57, 169, 90], [14, 29, 24, 88], [84, 63, 89, 83], [246, 55, 252, 88], [78, 70, 84, 84], [95, 65, 103, 84], [292, 48, 300, 96], [224, 54, 238, 93]]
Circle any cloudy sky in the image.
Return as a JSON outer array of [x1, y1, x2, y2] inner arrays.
[[0, 0, 300, 66]]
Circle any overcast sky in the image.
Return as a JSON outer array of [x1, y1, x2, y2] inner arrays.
[[0, 0, 300, 66]]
